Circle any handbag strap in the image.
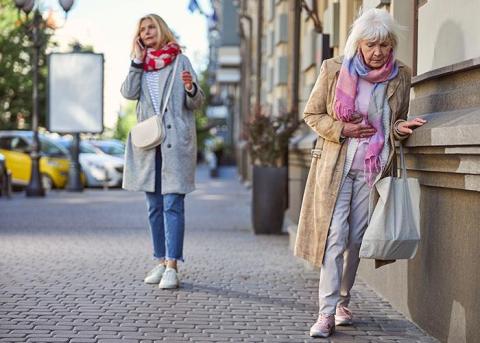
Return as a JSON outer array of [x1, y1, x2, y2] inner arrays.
[[160, 55, 180, 118], [368, 142, 409, 223], [399, 143, 408, 179]]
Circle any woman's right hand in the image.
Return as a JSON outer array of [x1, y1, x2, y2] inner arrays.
[[342, 123, 376, 138], [340, 113, 376, 139], [134, 38, 146, 61]]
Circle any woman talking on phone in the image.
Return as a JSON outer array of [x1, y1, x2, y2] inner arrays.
[[121, 14, 204, 289]]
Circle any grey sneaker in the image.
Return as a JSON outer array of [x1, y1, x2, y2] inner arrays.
[[159, 267, 179, 289], [144, 264, 166, 284]]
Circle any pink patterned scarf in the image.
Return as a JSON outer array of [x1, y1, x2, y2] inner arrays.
[[334, 51, 398, 185], [143, 42, 181, 72]]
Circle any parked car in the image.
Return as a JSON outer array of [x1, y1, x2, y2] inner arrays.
[[0, 131, 70, 190], [89, 139, 125, 159], [55, 139, 123, 188], [0, 152, 12, 197]]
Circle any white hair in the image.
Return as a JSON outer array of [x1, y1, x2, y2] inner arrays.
[[344, 8, 401, 59]]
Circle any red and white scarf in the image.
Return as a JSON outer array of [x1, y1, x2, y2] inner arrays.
[[143, 42, 181, 72]]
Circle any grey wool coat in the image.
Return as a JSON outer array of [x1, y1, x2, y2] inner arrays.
[[120, 54, 204, 194]]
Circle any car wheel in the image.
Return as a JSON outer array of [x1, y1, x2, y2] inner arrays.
[[41, 174, 54, 192]]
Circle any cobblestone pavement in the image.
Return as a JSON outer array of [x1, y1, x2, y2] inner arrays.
[[0, 166, 438, 343]]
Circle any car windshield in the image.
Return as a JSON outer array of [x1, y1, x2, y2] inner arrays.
[[80, 142, 98, 154], [56, 140, 99, 154], [40, 138, 69, 157], [97, 143, 125, 155]]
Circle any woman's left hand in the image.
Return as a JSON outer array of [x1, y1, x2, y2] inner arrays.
[[397, 117, 427, 135], [181, 71, 194, 91]]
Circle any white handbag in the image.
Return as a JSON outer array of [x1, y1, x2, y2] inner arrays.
[[131, 56, 179, 150], [359, 144, 421, 260]]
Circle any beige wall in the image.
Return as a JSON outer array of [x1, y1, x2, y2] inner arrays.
[[417, 0, 480, 74], [390, 0, 414, 69], [358, 52, 480, 343], [359, 184, 480, 343]]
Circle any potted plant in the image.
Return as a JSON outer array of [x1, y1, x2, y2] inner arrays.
[[245, 108, 300, 234]]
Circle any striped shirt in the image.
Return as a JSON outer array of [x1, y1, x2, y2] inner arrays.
[[144, 70, 162, 115]]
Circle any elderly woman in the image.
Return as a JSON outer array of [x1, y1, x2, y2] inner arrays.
[[294, 9, 426, 338]]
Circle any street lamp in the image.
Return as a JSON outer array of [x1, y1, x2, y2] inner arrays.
[[13, 0, 75, 197]]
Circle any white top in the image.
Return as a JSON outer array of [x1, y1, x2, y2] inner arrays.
[[145, 71, 161, 115]]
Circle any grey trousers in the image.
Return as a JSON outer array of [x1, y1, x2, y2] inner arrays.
[[318, 168, 370, 315]]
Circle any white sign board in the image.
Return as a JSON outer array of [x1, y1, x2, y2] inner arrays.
[[206, 105, 228, 119], [48, 53, 104, 133]]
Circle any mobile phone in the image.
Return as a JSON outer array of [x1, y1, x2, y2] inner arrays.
[[138, 38, 145, 49]]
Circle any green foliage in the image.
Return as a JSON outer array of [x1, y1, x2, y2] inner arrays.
[[113, 101, 137, 142], [245, 108, 300, 167], [69, 40, 95, 53], [194, 69, 211, 152], [0, 0, 54, 130]]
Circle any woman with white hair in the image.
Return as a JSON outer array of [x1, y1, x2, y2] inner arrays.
[[294, 9, 426, 337]]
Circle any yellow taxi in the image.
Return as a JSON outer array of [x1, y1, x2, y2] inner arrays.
[[0, 131, 71, 190]]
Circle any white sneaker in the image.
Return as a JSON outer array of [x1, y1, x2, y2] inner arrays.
[[144, 264, 166, 284], [159, 267, 179, 289]]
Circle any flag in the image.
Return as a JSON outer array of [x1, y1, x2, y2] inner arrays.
[[188, 0, 200, 13], [208, 8, 218, 30]]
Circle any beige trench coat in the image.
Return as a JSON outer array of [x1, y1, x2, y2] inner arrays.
[[294, 56, 411, 268]]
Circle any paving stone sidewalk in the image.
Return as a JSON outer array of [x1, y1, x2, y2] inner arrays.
[[0, 166, 438, 343]]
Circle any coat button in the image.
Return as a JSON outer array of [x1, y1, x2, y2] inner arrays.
[[167, 124, 171, 129], [167, 144, 172, 148]]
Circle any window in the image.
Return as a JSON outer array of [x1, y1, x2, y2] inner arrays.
[[0, 137, 12, 150], [11, 137, 30, 153], [100, 144, 124, 155], [40, 139, 67, 157], [80, 143, 98, 154]]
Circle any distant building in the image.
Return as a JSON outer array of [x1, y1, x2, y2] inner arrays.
[[206, 0, 241, 160]]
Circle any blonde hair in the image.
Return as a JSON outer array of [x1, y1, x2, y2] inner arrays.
[[344, 8, 401, 59], [130, 14, 178, 58]]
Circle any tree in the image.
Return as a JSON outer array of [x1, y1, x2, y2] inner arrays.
[[195, 69, 211, 153], [0, 0, 54, 130], [113, 101, 137, 142]]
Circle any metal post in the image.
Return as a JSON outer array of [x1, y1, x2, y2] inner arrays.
[[25, 9, 45, 197], [66, 133, 84, 191]]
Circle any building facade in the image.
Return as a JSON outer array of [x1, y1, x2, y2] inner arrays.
[[220, 1, 480, 342]]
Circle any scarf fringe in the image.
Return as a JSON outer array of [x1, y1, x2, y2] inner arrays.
[[336, 52, 398, 185]]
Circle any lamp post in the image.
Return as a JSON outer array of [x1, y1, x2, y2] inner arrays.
[[13, 0, 74, 197]]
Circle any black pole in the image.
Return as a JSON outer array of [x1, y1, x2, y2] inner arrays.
[[283, 1, 302, 210], [66, 133, 84, 191], [256, 0, 263, 108], [25, 9, 45, 197]]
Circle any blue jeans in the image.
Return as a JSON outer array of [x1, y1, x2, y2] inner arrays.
[[145, 147, 185, 261]]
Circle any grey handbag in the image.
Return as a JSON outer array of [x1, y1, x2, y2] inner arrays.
[[130, 56, 179, 150], [359, 144, 421, 260]]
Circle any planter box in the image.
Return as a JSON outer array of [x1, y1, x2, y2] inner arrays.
[[252, 166, 287, 234]]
